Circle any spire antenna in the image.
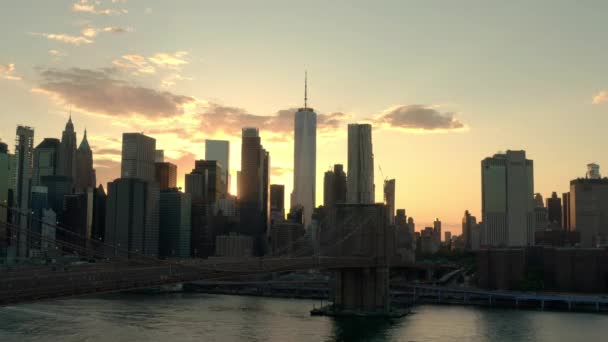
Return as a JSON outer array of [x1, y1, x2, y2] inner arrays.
[[304, 71, 308, 108]]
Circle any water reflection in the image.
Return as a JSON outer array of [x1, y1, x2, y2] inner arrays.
[[329, 317, 396, 342]]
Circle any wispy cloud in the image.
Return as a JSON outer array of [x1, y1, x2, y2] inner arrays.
[[149, 51, 189, 69], [593, 91, 608, 105], [0, 63, 22, 81], [373, 104, 466, 132], [81, 26, 128, 38], [72, 0, 127, 15], [32, 32, 93, 45], [112, 54, 156, 74]]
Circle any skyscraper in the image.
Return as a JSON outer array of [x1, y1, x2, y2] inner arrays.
[[569, 173, 608, 247], [205, 140, 230, 194], [270, 184, 285, 225], [159, 188, 191, 258], [75, 129, 95, 192], [154, 162, 177, 190], [239, 128, 269, 255], [481, 150, 535, 247], [292, 73, 317, 228], [58, 115, 77, 183], [185, 160, 226, 257], [461, 210, 477, 250], [384, 179, 396, 225], [0, 142, 9, 243], [433, 218, 442, 244], [32, 138, 60, 186], [14, 126, 34, 257], [105, 133, 159, 257], [562, 192, 571, 231], [546, 192, 562, 229], [323, 164, 347, 207], [121, 133, 156, 182], [104, 178, 160, 257], [347, 124, 374, 204]]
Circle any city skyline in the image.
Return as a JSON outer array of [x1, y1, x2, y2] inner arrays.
[[3, 1, 608, 232]]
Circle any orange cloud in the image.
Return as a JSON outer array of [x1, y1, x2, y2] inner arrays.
[[593, 91, 608, 105], [32, 32, 93, 45], [0, 63, 22, 81]]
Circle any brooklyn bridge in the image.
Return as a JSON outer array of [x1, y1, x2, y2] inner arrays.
[[0, 203, 435, 314]]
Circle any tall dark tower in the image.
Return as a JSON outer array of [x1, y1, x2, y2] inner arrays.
[[59, 114, 77, 185], [75, 129, 95, 192]]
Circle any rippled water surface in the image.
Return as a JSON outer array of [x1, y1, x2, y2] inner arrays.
[[1, 293, 607, 341]]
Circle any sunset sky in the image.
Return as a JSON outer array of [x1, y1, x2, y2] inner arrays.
[[2, 0, 608, 233]]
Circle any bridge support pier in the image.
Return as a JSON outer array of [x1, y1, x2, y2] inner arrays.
[[332, 266, 390, 314]]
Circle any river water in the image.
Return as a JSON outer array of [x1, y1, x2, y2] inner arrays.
[[1, 293, 607, 341]]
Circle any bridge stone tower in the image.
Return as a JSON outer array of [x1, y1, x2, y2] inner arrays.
[[320, 203, 394, 313]]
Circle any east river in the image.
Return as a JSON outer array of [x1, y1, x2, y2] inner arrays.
[[1, 293, 607, 341]]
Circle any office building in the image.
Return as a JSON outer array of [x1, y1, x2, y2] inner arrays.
[[239, 128, 269, 255], [32, 138, 60, 186], [433, 218, 442, 244], [105, 178, 160, 257], [323, 164, 347, 207], [445, 231, 452, 243], [185, 160, 226, 258], [40, 175, 72, 215], [215, 234, 254, 258], [75, 130, 95, 192], [291, 77, 317, 228], [347, 124, 374, 204], [534, 193, 548, 231], [0, 142, 9, 243], [546, 192, 562, 229], [562, 192, 571, 230], [270, 184, 285, 224], [155, 162, 177, 190], [14, 126, 34, 257], [40, 209, 57, 255], [462, 210, 477, 250], [569, 176, 608, 247], [394, 209, 414, 262], [29, 186, 49, 254], [384, 179, 395, 224], [91, 185, 107, 244], [205, 140, 230, 194], [58, 116, 77, 182], [159, 189, 191, 258], [481, 150, 535, 247], [61, 192, 92, 251], [271, 221, 305, 256], [121, 133, 156, 182]]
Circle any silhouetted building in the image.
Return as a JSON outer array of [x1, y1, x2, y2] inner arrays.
[[58, 116, 77, 183], [462, 210, 477, 250], [394, 209, 414, 262], [215, 233, 253, 258], [154, 150, 164, 162], [271, 221, 305, 256], [433, 218, 442, 244], [291, 80, 317, 228], [121, 133, 156, 182], [60, 192, 91, 251], [159, 189, 191, 258], [75, 129, 95, 192], [384, 179, 395, 225], [0, 142, 9, 244], [205, 140, 230, 194], [562, 192, 571, 231], [185, 160, 226, 258], [32, 138, 60, 186], [239, 128, 269, 255], [40, 175, 72, 215], [105, 178, 160, 257], [546, 192, 562, 229], [29, 186, 49, 254], [570, 177, 608, 247], [14, 126, 34, 257], [534, 193, 548, 232], [91, 185, 106, 244], [323, 164, 347, 207], [347, 124, 374, 204], [586, 163, 601, 179], [482, 150, 535, 247], [155, 162, 177, 190], [270, 184, 285, 225]]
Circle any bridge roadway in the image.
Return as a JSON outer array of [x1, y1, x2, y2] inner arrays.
[[0, 256, 376, 306]]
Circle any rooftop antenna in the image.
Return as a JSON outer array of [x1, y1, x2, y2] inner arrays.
[[304, 70, 308, 108]]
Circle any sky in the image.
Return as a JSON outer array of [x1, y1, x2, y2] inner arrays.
[[1, 0, 608, 234]]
